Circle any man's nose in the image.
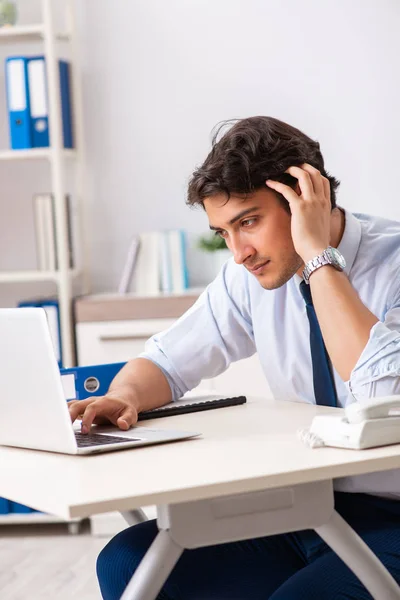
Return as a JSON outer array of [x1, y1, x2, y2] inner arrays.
[[230, 238, 255, 265]]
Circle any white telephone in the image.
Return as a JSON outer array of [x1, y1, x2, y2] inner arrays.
[[298, 395, 400, 450]]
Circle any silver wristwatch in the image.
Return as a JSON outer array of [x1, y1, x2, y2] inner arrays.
[[302, 246, 346, 284]]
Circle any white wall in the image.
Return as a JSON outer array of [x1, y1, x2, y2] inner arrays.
[[1, 0, 400, 304]]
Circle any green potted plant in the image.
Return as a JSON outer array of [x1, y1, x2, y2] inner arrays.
[[0, 1, 18, 27], [198, 233, 227, 252]]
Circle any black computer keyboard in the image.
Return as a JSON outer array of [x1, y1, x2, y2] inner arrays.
[[138, 395, 247, 420], [75, 432, 140, 447]]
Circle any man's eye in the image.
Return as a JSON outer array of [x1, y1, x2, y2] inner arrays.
[[241, 218, 257, 227], [215, 230, 228, 239]]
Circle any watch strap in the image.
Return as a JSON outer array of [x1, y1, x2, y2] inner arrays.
[[303, 248, 333, 284]]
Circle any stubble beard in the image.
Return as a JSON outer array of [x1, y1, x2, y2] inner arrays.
[[258, 252, 303, 290]]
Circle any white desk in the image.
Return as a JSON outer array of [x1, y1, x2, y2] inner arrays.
[[1, 398, 400, 600]]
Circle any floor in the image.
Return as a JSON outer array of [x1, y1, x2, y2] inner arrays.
[[0, 521, 111, 600]]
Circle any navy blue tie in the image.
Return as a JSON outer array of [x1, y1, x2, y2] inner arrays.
[[300, 280, 337, 407]]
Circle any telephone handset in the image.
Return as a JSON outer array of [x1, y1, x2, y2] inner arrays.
[[298, 395, 400, 450], [345, 396, 400, 423]]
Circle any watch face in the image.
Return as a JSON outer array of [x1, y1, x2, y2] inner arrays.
[[329, 247, 346, 270]]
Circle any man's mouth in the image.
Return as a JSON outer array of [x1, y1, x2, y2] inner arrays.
[[248, 260, 270, 274]]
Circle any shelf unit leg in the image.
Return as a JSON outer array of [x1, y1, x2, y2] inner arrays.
[[42, 0, 75, 367], [67, 521, 80, 535]]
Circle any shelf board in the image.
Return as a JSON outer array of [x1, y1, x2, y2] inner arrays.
[[0, 512, 80, 525], [0, 24, 70, 42], [0, 269, 80, 283], [0, 148, 76, 161], [0, 270, 57, 283]]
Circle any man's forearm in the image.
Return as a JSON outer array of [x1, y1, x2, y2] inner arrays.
[[108, 357, 172, 412], [310, 267, 379, 382]]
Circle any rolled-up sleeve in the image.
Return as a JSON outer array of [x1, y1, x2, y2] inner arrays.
[[346, 288, 400, 400], [139, 260, 256, 400]]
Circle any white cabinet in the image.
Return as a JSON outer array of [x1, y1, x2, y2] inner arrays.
[[76, 318, 176, 365], [210, 354, 272, 398]]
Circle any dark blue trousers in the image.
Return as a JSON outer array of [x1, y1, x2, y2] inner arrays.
[[97, 492, 400, 600]]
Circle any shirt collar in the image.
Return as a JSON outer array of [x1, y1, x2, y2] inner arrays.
[[293, 208, 362, 286], [337, 209, 362, 276]]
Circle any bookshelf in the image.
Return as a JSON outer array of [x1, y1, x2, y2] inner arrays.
[[0, 0, 88, 368], [0, 1, 87, 528]]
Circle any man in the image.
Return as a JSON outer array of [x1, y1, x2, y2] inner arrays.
[[69, 117, 400, 599]]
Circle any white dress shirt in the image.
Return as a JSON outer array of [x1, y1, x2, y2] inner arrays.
[[141, 210, 400, 497]]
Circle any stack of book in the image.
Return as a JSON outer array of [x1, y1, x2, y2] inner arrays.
[[118, 229, 189, 295], [33, 193, 75, 271]]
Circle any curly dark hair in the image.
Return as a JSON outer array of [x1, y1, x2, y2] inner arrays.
[[187, 116, 340, 212]]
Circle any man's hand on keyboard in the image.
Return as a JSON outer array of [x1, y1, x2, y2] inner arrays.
[[68, 389, 139, 434]]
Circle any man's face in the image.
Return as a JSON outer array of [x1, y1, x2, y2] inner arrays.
[[204, 188, 303, 290]]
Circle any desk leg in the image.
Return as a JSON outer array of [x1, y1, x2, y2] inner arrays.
[[120, 481, 333, 600], [118, 482, 400, 600], [121, 509, 148, 526], [315, 510, 400, 600], [120, 529, 183, 600]]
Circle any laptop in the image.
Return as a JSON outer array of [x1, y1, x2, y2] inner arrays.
[[0, 308, 200, 455]]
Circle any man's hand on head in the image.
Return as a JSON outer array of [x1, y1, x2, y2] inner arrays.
[[68, 391, 139, 434], [266, 164, 332, 263]]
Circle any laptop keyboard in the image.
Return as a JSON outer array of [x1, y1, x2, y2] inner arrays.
[[75, 432, 140, 447]]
